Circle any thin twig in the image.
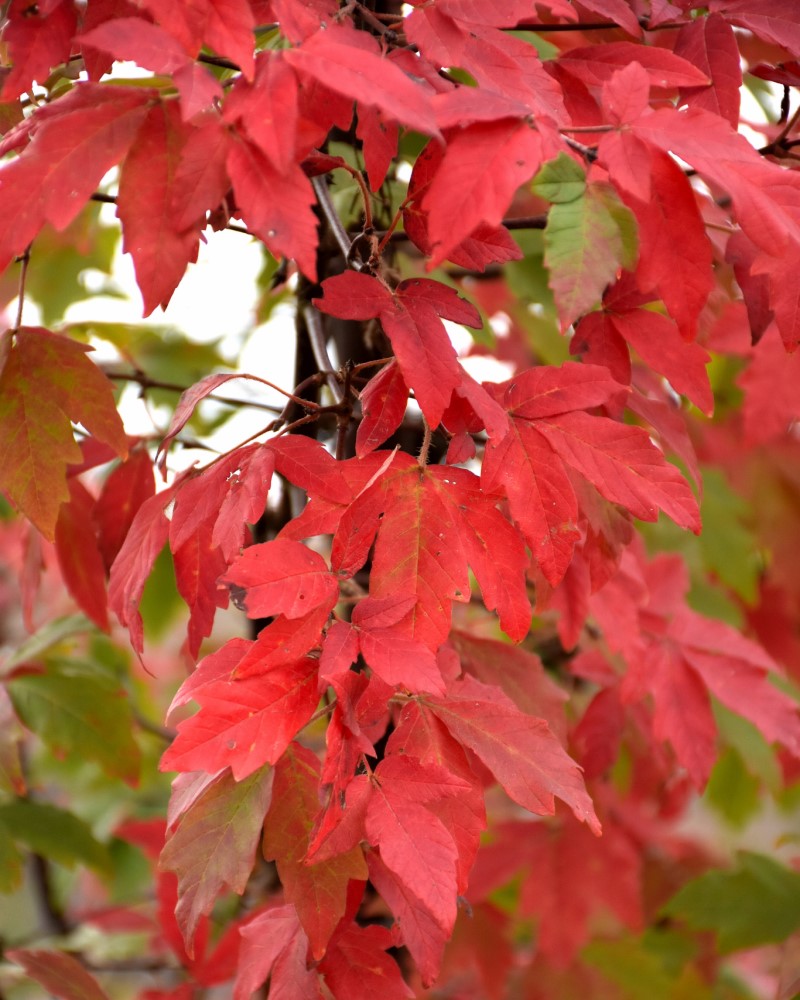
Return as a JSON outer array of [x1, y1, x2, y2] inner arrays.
[[14, 244, 31, 330], [105, 370, 284, 413], [312, 175, 354, 262], [133, 709, 176, 743], [303, 305, 344, 403]]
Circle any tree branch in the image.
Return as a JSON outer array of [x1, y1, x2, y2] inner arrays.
[[312, 175, 354, 263], [303, 305, 344, 403], [104, 370, 285, 414]]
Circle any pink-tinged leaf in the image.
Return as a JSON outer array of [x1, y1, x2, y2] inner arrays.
[[357, 361, 409, 457], [160, 656, 320, 779], [284, 23, 437, 137], [318, 923, 414, 1000], [645, 642, 718, 787], [108, 485, 177, 653], [1, 0, 77, 100], [366, 850, 451, 988], [234, 905, 322, 1000], [55, 478, 109, 631], [558, 43, 709, 88], [117, 102, 199, 316], [224, 52, 298, 173], [671, 609, 800, 755], [203, 0, 256, 78], [577, 0, 642, 36], [750, 250, 800, 353], [601, 63, 650, 127], [612, 310, 712, 414], [536, 411, 700, 532], [626, 389, 701, 489], [224, 539, 338, 620], [6, 949, 109, 1000], [173, 61, 224, 121], [739, 333, 800, 445], [627, 151, 714, 341], [0, 85, 149, 269], [171, 119, 232, 230], [160, 765, 274, 953], [451, 631, 568, 738], [630, 106, 800, 256], [357, 104, 399, 192], [227, 136, 318, 279], [424, 121, 543, 267], [0, 327, 127, 540], [94, 447, 156, 571], [598, 129, 654, 204], [424, 675, 601, 834], [80, 17, 190, 75], [674, 13, 741, 128], [482, 419, 580, 587], [709, 0, 800, 59], [263, 743, 367, 959]]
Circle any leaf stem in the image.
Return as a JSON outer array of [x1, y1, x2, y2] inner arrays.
[[418, 419, 432, 468]]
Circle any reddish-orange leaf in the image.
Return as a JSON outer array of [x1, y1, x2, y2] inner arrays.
[[0, 328, 127, 540]]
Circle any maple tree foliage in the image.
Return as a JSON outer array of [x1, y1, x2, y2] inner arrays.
[[4, 0, 800, 997]]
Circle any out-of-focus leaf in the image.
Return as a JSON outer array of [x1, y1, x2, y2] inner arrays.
[[0, 614, 94, 676], [8, 661, 141, 785], [6, 949, 110, 1000], [0, 800, 111, 875], [663, 852, 800, 952]]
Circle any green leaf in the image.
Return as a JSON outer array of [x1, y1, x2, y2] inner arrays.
[[160, 764, 274, 951], [663, 852, 800, 952], [8, 663, 141, 786], [532, 153, 586, 204], [703, 747, 761, 828], [0, 614, 94, 676], [0, 819, 24, 892], [0, 800, 111, 876], [543, 182, 638, 329], [0, 328, 127, 538], [584, 935, 710, 1000], [698, 469, 760, 604], [24, 207, 120, 325]]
